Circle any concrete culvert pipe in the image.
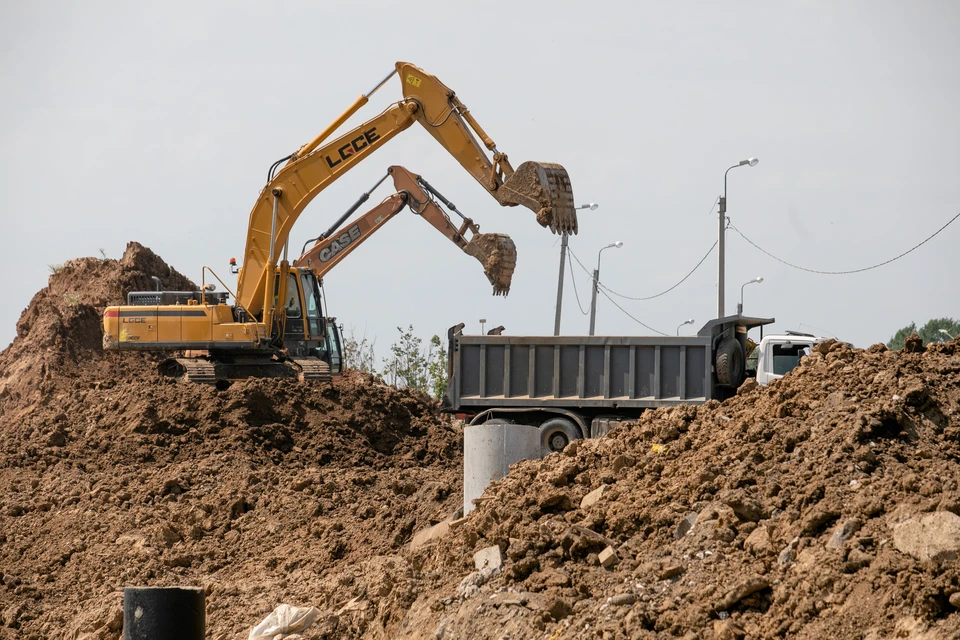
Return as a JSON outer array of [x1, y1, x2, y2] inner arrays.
[[539, 417, 583, 457], [463, 420, 539, 515]]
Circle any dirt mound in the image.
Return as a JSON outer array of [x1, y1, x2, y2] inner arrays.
[[390, 339, 960, 639], [0, 245, 463, 640], [0, 242, 196, 416], [2, 243, 959, 639]]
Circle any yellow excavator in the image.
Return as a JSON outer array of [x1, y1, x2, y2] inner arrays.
[[102, 61, 574, 383]]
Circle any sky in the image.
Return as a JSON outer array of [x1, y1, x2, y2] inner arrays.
[[2, 1, 958, 357]]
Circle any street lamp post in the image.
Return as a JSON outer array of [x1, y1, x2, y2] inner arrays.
[[554, 203, 598, 336], [589, 241, 623, 336], [737, 277, 764, 315], [718, 157, 759, 318], [940, 329, 956, 341], [676, 318, 695, 336]]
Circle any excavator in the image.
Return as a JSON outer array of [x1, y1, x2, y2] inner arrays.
[[102, 61, 574, 383], [294, 165, 517, 295]]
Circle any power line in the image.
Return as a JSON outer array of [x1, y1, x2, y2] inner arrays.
[[598, 240, 718, 301], [729, 211, 960, 275], [705, 195, 719, 216], [596, 288, 668, 335], [565, 247, 590, 315], [567, 247, 667, 335]]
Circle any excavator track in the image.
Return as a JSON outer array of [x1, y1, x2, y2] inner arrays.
[[159, 358, 217, 384], [292, 359, 332, 382], [158, 356, 333, 384]]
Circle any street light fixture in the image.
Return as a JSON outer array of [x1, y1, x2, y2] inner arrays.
[[676, 318, 695, 336], [940, 329, 956, 340], [737, 276, 763, 315], [554, 203, 599, 336], [589, 241, 623, 336], [718, 157, 759, 318]]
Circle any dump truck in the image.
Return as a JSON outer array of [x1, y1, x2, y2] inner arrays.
[[443, 316, 823, 455]]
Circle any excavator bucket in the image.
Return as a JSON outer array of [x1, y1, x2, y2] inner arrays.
[[495, 162, 578, 235], [463, 233, 518, 296]]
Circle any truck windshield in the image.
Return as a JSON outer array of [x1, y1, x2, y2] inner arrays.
[[772, 343, 806, 375]]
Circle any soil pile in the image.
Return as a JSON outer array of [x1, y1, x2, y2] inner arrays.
[[0, 242, 195, 416], [396, 338, 960, 639], [2, 243, 960, 639], [0, 245, 462, 640]]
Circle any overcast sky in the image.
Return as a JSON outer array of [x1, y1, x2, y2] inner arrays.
[[2, 1, 958, 356]]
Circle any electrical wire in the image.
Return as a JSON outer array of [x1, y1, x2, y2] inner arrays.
[[729, 211, 960, 275], [598, 240, 718, 301], [596, 288, 668, 336], [565, 247, 591, 315], [705, 195, 720, 216], [567, 246, 666, 334]]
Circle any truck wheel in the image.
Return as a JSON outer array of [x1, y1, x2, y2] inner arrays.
[[539, 418, 583, 457], [715, 337, 745, 387]]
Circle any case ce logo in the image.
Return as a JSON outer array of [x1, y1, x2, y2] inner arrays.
[[319, 224, 362, 262], [324, 127, 381, 168]]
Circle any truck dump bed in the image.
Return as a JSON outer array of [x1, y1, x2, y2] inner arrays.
[[445, 316, 775, 414], [449, 335, 713, 409]]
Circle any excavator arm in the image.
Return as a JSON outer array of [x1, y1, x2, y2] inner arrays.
[[293, 166, 517, 295], [236, 61, 575, 327]]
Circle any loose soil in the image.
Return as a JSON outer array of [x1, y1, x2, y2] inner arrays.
[[0, 243, 958, 639]]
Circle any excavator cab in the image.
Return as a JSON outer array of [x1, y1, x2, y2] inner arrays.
[[276, 268, 342, 378]]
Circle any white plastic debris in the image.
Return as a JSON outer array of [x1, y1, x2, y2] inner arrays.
[[249, 604, 320, 640]]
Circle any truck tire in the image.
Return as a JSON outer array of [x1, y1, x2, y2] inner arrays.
[[539, 418, 583, 457], [715, 337, 745, 387]]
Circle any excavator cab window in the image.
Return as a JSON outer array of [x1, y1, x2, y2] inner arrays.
[[284, 273, 302, 319], [326, 320, 342, 374], [300, 272, 324, 339]]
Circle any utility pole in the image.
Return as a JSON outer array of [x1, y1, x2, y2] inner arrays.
[[554, 203, 598, 336], [553, 234, 569, 336], [717, 158, 759, 318], [589, 241, 622, 336]]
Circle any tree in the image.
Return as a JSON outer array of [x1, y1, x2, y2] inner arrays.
[[341, 326, 377, 374], [887, 317, 959, 349], [426, 334, 448, 399], [887, 322, 917, 350], [381, 325, 448, 398], [383, 325, 429, 391], [918, 317, 960, 344]]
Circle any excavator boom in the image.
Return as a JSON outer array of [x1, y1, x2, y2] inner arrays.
[[293, 166, 517, 295], [237, 62, 575, 326]]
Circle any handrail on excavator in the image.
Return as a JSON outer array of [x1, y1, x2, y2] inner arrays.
[[201, 265, 262, 344]]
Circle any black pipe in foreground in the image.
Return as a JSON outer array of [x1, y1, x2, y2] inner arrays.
[[123, 586, 205, 640]]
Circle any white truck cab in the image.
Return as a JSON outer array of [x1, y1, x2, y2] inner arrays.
[[751, 331, 822, 386]]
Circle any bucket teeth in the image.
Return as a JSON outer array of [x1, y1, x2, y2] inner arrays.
[[495, 161, 578, 235], [464, 233, 518, 296]]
